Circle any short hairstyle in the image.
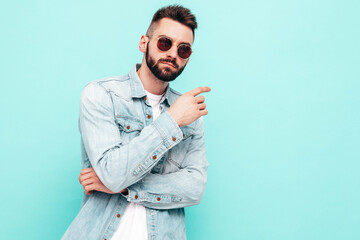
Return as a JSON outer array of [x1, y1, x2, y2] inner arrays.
[[146, 5, 197, 38]]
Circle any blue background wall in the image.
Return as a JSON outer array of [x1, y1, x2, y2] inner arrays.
[[1, 0, 359, 239]]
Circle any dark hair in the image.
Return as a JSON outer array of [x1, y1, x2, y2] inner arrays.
[[146, 5, 197, 38]]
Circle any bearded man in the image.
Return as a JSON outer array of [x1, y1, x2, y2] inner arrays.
[[62, 5, 210, 240]]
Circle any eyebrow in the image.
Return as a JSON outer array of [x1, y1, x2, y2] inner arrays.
[[158, 34, 192, 46]]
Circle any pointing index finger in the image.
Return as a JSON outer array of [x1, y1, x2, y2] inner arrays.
[[187, 86, 211, 96]]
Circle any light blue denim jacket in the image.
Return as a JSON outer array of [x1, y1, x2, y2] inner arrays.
[[62, 64, 208, 240]]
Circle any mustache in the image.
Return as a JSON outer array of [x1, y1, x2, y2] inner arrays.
[[158, 58, 179, 69]]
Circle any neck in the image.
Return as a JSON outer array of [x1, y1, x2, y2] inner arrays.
[[137, 58, 168, 95]]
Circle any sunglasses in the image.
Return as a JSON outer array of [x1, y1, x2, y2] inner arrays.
[[154, 37, 192, 59]]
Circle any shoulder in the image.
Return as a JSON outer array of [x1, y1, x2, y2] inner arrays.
[[81, 74, 132, 102]]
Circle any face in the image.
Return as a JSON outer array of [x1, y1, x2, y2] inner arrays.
[[142, 18, 194, 82]]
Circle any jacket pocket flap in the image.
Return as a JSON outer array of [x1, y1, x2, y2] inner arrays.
[[115, 116, 144, 132]]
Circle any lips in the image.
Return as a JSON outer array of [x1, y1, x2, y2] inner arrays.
[[161, 61, 177, 69]]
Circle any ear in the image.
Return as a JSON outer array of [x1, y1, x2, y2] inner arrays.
[[139, 35, 148, 53]]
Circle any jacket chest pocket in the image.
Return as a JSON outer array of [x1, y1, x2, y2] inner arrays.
[[115, 116, 144, 144], [162, 126, 194, 174]]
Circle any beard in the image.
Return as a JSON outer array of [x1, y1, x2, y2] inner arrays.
[[145, 43, 186, 82]]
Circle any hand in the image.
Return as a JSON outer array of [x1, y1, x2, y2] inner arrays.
[[78, 168, 126, 195], [168, 86, 211, 127]]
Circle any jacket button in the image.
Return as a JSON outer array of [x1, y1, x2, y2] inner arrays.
[[157, 197, 161, 201], [152, 155, 157, 160], [135, 195, 139, 199], [147, 115, 151, 119], [126, 125, 130, 130], [116, 214, 120, 218], [183, 133, 185, 138], [172, 137, 176, 142], [144, 96, 147, 101]]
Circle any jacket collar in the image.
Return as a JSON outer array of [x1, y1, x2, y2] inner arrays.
[[129, 64, 177, 106]]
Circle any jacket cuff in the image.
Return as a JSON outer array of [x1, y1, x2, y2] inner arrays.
[[125, 183, 182, 204], [152, 111, 184, 149]]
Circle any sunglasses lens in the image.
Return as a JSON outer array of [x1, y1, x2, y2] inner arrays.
[[157, 37, 192, 59], [178, 44, 192, 59], [157, 37, 172, 51]]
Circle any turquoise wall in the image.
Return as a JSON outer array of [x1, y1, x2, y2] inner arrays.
[[1, 0, 359, 239]]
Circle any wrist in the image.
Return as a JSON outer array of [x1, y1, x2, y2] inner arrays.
[[167, 109, 181, 127]]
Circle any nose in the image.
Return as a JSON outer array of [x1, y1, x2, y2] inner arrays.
[[166, 45, 178, 60]]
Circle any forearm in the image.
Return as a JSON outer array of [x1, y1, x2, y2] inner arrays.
[[123, 169, 207, 209], [123, 118, 208, 210]]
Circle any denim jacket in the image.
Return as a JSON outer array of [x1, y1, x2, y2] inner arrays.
[[61, 64, 208, 240]]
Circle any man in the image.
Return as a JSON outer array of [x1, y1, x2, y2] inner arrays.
[[62, 5, 210, 240]]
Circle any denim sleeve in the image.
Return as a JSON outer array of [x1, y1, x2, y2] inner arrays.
[[123, 117, 209, 210], [79, 83, 183, 193]]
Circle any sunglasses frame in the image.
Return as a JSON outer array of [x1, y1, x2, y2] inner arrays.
[[146, 35, 193, 59]]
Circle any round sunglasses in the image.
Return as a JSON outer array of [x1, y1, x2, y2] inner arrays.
[[152, 36, 192, 59]]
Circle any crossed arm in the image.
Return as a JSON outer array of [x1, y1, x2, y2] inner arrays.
[[79, 83, 209, 209], [79, 167, 120, 195]]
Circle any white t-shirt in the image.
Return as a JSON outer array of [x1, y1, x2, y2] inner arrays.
[[111, 90, 163, 240]]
